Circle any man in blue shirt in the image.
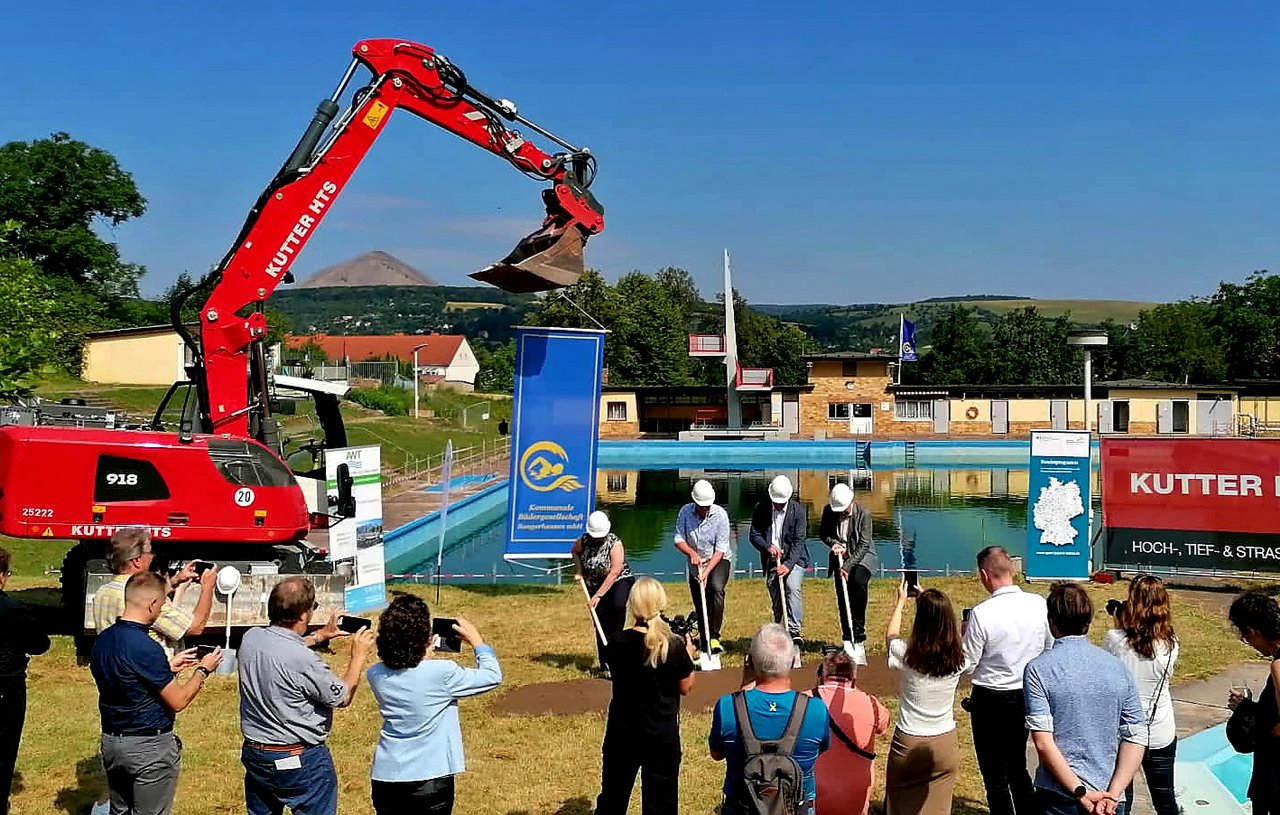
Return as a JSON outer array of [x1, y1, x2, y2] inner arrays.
[[90, 571, 222, 815], [674, 479, 732, 653], [710, 624, 829, 814], [1023, 582, 1146, 815]]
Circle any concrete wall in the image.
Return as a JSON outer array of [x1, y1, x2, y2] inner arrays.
[[83, 333, 184, 385], [599, 392, 640, 437], [1241, 396, 1280, 428]]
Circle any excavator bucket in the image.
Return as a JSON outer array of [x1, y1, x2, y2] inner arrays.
[[470, 223, 585, 294]]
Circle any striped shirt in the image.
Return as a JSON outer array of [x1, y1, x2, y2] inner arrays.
[[92, 575, 193, 658], [674, 503, 731, 562]]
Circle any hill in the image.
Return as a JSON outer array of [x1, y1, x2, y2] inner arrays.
[[296, 251, 436, 288], [275, 284, 534, 342]]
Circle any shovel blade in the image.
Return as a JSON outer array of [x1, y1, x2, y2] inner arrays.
[[470, 224, 585, 293]]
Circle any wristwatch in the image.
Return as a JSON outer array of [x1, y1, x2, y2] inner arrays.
[[1071, 785, 1087, 800], [195, 666, 212, 678]]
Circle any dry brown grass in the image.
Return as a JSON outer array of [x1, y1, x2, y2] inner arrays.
[[6, 574, 1256, 815]]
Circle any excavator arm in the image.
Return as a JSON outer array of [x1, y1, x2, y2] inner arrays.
[[179, 38, 605, 440]]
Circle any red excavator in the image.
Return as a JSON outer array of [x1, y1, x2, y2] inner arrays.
[[0, 38, 604, 621]]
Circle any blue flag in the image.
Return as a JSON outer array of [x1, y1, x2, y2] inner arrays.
[[900, 318, 918, 362]]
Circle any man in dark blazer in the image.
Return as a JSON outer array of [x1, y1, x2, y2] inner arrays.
[[749, 475, 809, 645], [820, 482, 876, 666]]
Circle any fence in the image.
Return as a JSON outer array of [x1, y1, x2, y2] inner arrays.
[[384, 436, 511, 493]]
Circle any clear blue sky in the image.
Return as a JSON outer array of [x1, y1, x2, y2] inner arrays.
[[5, 2, 1280, 304]]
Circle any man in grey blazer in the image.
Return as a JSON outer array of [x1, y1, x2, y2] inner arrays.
[[749, 475, 809, 646]]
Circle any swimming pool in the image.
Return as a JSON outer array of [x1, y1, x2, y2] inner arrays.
[[386, 440, 1100, 582], [1175, 723, 1252, 811]]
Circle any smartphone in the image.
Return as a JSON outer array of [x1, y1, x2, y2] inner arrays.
[[194, 644, 217, 659], [338, 615, 371, 634], [194, 560, 215, 576], [432, 617, 462, 653], [905, 570, 921, 597], [962, 608, 972, 625]]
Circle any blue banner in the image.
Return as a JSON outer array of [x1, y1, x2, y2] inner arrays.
[[1025, 430, 1092, 580], [900, 318, 918, 362], [504, 327, 606, 559]]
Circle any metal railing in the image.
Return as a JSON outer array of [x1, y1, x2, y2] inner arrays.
[[384, 436, 511, 492]]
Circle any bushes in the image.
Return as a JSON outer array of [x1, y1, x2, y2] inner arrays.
[[346, 386, 412, 416]]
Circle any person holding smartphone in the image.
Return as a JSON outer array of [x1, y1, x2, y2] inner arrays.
[[367, 594, 501, 814]]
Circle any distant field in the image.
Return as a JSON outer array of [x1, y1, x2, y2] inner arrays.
[[942, 298, 1154, 324], [444, 301, 510, 311]]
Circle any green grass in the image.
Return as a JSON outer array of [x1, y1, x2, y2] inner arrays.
[[927, 298, 1153, 325], [2, 571, 1257, 815]]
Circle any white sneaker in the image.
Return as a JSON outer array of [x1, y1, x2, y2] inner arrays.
[[91, 802, 111, 815], [850, 641, 867, 666]]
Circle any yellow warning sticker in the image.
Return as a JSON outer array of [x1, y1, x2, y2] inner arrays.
[[41, 527, 53, 537], [363, 101, 389, 130]]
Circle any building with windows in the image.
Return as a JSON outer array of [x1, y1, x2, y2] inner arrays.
[[284, 333, 479, 388]]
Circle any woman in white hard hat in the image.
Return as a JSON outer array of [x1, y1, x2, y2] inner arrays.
[[748, 474, 809, 647], [572, 510, 635, 679], [821, 482, 876, 666], [673, 479, 732, 654]]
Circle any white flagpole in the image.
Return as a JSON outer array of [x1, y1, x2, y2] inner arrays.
[[435, 439, 454, 604], [897, 313, 904, 385]]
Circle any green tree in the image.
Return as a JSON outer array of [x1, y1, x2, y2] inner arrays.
[[0, 254, 61, 395], [988, 307, 1078, 385], [0, 133, 147, 300], [919, 305, 994, 384], [1211, 271, 1280, 380], [475, 341, 516, 393], [604, 273, 695, 386], [1135, 301, 1226, 383], [1090, 318, 1142, 382]]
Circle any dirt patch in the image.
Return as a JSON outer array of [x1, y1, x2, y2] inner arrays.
[[491, 659, 968, 717]]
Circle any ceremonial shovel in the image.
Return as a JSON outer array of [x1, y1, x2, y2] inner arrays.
[[696, 570, 721, 671], [774, 557, 802, 669], [577, 576, 609, 648], [838, 562, 857, 660]]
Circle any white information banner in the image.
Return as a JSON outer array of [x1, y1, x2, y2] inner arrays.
[[325, 445, 386, 614]]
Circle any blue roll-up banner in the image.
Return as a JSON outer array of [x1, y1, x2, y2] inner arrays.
[[1025, 430, 1092, 580], [504, 326, 606, 560]]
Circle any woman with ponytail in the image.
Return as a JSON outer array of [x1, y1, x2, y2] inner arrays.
[[595, 577, 698, 815]]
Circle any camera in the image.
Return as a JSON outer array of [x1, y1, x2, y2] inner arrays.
[[960, 696, 973, 713], [1106, 599, 1127, 618], [664, 611, 700, 639]]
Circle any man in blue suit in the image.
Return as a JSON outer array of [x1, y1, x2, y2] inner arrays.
[[749, 475, 809, 647]]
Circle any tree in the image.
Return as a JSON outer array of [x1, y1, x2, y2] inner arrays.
[[988, 307, 1078, 385], [1090, 318, 1142, 382], [1135, 301, 1226, 383], [0, 133, 147, 300], [475, 341, 516, 393], [0, 254, 61, 395], [1211, 271, 1280, 380], [919, 305, 994, 385]]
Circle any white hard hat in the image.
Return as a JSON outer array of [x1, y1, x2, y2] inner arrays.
[[829, 482, 855, 513], [691, 479, 716, 507], [586, 510, 611, 538], [767, 475, 794, 504], [215, 565, 242, 595]]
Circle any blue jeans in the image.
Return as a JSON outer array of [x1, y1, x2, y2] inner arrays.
[[1037, 787, 1127, 815], [765, 564, 804, 637], [242, 742, 337, 815]]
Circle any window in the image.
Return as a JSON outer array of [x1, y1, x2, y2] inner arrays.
[[606, 472, 629, 492], [95, 455, 170, 502], [827, 403, 852, 421], [1113, 401, 1130, 433], [1172, 400, 1189, 433], [606, 401, 628, 421], [895, 400, 934, 421], [851, 403, 872, 419], [207, 438, 296, 488]]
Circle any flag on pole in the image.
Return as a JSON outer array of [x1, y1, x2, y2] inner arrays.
[[899, 316, 917, 362]]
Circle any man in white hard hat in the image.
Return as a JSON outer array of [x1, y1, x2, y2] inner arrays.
[[674, 479, 732, 654], [749, 475, 809, 647], [820, 482, 876, 666]]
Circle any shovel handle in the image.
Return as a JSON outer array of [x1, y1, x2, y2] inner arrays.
[[577, 577, 609, 645]]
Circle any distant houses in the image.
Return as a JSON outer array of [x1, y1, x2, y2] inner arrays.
[[285, 333, 479, 390]]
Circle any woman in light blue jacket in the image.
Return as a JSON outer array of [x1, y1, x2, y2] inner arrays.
[[367, 594, 502, 814]]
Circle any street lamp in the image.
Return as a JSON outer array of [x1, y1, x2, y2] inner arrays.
[[1066, 329, 1109, 434], [461, 401, 491, 428], [411, 343, 431, 420]]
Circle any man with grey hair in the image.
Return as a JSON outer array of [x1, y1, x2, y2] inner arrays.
[[710, 624, 830, 814], [92, 528, 216, 658]]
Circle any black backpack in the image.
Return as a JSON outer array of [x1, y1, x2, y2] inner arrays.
[[731, 690, 809, 815]]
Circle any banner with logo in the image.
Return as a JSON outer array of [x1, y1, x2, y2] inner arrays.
[[504, 327, 606, 559], [325, 445, 387, 612], [1103, 438, 1280, 573], [1025, 430, 1092, 580], [899, 316, 917, 363]]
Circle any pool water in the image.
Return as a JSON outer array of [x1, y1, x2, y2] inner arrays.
[[1176, 723, 1252, 811], [399, 463, 1102, 583]]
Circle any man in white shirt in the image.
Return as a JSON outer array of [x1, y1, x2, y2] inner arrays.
[[674, 479, 732, 654], [962, 546, 1053, 815]]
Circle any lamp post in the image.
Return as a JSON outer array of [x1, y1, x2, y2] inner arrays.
[[461, 401, 491, 428], [411, 343, 430, 420], [1066, 329, 1109, 434]]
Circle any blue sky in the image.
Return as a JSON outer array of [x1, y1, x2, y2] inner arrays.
[[4, 2, 1280, 304]]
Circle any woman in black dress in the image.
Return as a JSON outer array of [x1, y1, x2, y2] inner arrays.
[[1228, 591, 1280, 815], [572, 510, 634, 678]]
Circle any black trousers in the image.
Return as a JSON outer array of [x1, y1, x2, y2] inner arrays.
[[596, 733, 680, 815], [372, 775, 454, 814], [0, 679, 25, 815], [1126, 740, 1177, 815], [593, 577, 634, 670], [688, 560, 730, 641], [832, 561, 871, 642], [969, 685, 1035, 815]]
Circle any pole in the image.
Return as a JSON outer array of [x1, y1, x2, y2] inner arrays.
[[435, 440, 454, 604], [897, 313, 904, 385], [1084, 349, 1093, 434], [413, 347, 421, 420]]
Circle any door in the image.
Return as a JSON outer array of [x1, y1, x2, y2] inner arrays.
[[1197, 396, 1228, 435], [1171, 400, 1190, 434], [1157, 400, 1173, 434], [991, 400, 1009, 434], [1050, 400, 1067, 430], [849, 402, 873, 436], [1097, 401, 1113, 434], [782, 397, 799, 434], [933, 399, 950, 434]]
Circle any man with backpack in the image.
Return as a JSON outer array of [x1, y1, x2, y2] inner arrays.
[[710, 624, 830, 815]]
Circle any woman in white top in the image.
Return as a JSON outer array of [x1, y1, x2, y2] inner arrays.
[[884, 580, 965, 815], [1104, 575, 1179, 815]]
